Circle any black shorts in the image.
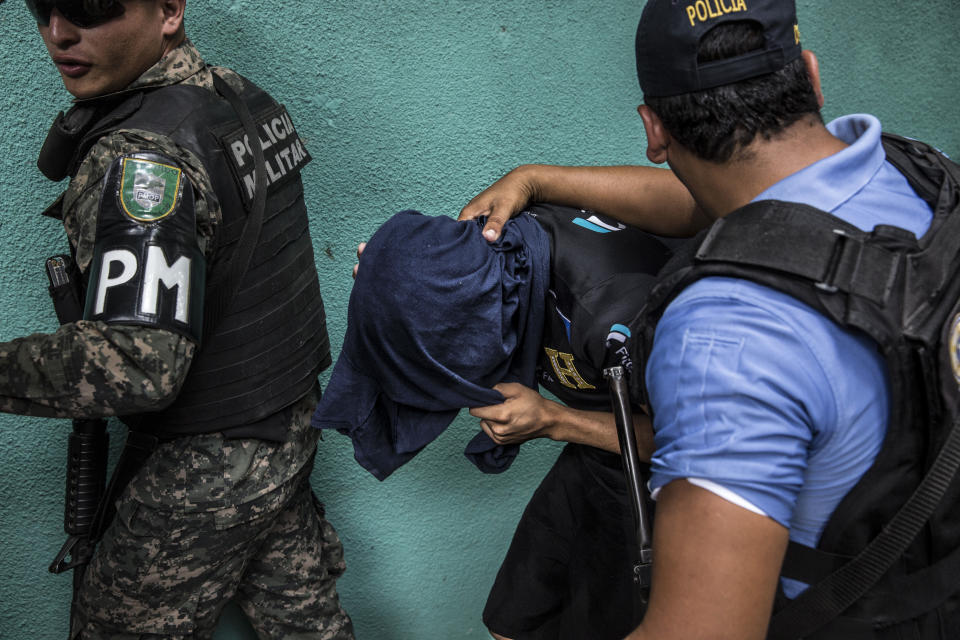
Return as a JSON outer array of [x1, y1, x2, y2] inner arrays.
[[482, 443, 651, 640]]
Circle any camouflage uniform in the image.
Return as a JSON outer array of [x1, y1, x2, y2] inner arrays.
[[1, 41, 354, 639]]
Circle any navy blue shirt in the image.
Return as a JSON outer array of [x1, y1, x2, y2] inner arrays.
[[312, 210, 550, 480]]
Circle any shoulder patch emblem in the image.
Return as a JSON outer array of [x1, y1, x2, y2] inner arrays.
[[950, 312, 960, 386], [119, 157, 182, 222]]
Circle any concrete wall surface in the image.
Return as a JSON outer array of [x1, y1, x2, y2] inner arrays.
[[0, 1, 957, 638]]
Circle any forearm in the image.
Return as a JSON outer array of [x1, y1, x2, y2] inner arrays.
[[542, 399, 654, 459], [0, 321, 194, 419], [514, 164, 709, 236]]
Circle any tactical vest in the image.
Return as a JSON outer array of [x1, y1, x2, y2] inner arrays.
[[631, 134, 960, 639], [39, 73, 331, 440]]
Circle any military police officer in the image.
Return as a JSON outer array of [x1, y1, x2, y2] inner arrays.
[[4, 1, 354, 637]]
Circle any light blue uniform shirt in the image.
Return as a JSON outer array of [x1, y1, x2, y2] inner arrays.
[[646, 115, 933, 596]]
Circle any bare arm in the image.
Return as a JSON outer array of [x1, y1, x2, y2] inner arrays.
[[469, 382, 654, 458], [459, 164, 709, 241], [624, 480, 789, 640]]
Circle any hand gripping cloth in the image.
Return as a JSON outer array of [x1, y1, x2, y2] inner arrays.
[[312, 210, 550, 480]]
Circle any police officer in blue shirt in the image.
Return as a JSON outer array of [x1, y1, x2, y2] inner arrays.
[[461, 1, 957, 638]]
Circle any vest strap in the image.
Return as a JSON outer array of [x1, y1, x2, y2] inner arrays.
[[698, 201, 901, 306], [204, 73, 267, 334]]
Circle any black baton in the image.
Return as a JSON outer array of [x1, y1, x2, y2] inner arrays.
[[603, 326, 653, 602]]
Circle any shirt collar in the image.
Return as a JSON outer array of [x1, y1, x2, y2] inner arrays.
[[753, 114, 887, 212], [126, 39, 208, 92]]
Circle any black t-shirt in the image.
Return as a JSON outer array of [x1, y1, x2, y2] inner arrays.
[[527, 203, 676, 412]]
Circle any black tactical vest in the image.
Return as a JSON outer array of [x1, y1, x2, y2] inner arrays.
[[631, 134, 960, 639], [41, 73, 331, 441]]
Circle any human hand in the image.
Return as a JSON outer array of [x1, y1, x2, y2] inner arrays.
[[351, 242, 366, 279], [469, 382, 557, 445], [458, 166, 537, 243]]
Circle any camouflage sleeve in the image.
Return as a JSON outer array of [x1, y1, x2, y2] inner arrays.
[[63, 129, 218, 270], [0, 322, 195, 419], [0, 131, 217, 419]]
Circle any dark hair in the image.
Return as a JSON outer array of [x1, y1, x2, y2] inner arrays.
[[645, 21, 822, 163]]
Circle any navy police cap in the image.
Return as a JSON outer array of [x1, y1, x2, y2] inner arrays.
[[635, 0, 803, 98]]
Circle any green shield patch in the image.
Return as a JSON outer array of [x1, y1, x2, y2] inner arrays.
[[119, 157, 182, 221]]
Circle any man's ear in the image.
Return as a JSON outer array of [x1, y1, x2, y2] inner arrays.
[[638, 104, 669, 165], [802, 50, 825, 108], [159, 0, 186, 39]]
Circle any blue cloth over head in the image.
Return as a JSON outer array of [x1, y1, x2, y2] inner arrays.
[[311, 210, 550, 480]]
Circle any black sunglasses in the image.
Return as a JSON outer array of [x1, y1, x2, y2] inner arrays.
[[26, 0, 125, 28]]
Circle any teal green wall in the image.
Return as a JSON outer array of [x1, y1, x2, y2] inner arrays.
[[1, 2, 958, 639]]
